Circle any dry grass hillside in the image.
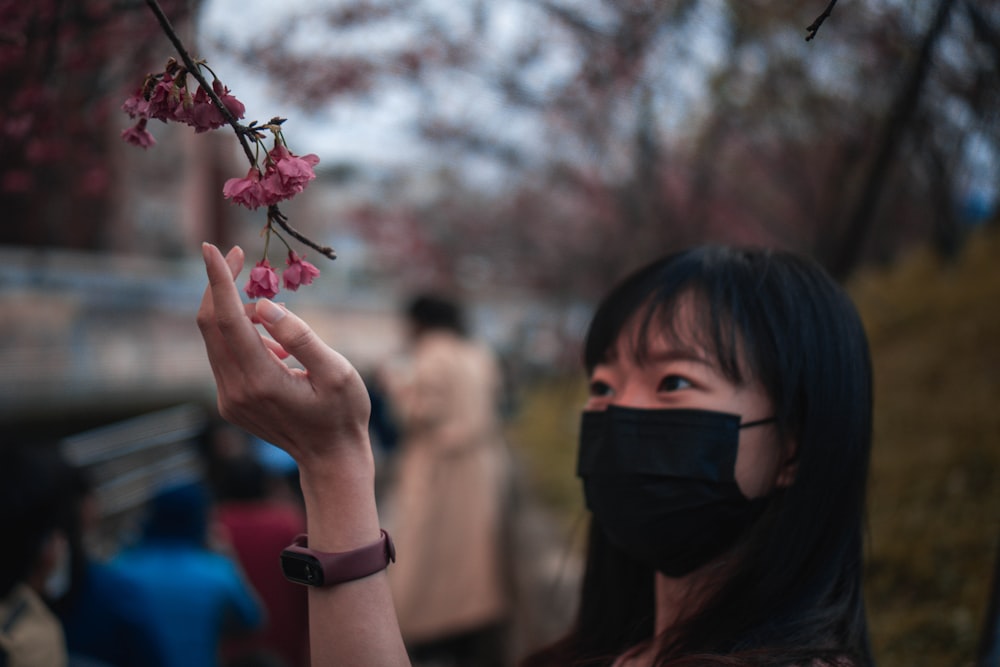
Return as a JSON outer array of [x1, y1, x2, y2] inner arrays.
[[851, 227, 1000, 667], [506, 227, 1000, 667]]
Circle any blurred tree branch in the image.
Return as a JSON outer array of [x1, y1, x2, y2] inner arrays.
[[828, 0, 957, 280], [0, 0, 196, 249], [216, 0, 1000, 293], [806, 0, 840, 41]]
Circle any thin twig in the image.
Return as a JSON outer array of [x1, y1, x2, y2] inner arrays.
[[806, 0, 839, 41], [269, 207, 337, 259]]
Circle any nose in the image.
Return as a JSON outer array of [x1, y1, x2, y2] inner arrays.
[[610, 382, 660, 410]]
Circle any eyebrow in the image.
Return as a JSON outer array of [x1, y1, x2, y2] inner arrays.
[[598, 344, 715, 369], [641, 348, 715, 367]]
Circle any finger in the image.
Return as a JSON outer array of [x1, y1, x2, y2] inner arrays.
[[225, 246, 244, 277], [241, 302, 292, 358], [253, 299, 340, 376], [238, 289, 289, 359], [202, 243, 268, 368], [198, 245, 262, 411], [197, 245, 245, 373], [261, 335, 291, 360], [198, 245, 243, 317], [247, 301, 286, 325]]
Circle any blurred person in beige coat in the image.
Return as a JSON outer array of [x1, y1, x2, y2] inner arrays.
[[380, 293, 515, 667]]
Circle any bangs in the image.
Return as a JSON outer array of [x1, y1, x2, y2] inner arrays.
[[583, 254, 758, 387], [631, 290, 749, 385]]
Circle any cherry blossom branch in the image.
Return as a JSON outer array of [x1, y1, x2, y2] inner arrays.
[[133, 0, 338, 268], [143, 0, 255, 166], [805, 0, 839, 41]]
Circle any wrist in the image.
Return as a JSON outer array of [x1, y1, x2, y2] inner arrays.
[[280, 530, 395, 587], [293, 426, 374, 490], [297, 449, 380, 553]]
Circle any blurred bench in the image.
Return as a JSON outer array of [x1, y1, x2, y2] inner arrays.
[[59, 403, 210, 554]]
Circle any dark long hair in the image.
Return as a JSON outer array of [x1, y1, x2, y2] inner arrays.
[[523, 246, 874, 667], [0, 440, 80, 599]]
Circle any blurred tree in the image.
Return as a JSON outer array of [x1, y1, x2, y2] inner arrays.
[[0, 0, 196, 251], [206, 0, 1000, 297]]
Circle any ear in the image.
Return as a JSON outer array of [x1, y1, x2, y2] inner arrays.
[[775, 439, 799, 489]]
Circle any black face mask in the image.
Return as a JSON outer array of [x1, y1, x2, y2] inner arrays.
[[578, 405, 776, 578]]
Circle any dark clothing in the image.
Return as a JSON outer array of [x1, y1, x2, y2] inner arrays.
[[59, 561, 167, 667]]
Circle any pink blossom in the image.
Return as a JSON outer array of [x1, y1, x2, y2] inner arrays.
[[272, 144, 320, 191], [212, 79, 246, 120], [244, 260, 280, 299], [257, 145, 321, 204], [2, 170, 33, 193], [121, 89, 150, 119], [172, 89, 195, 125], [121, 118, 156, 149], [4, 115, 32, 140], [146, 73, 185, 122], [258, 172, 285, 207], [282, 251, 320, 291], [186, 85, 226, 133], [77, 166, 110, 197], [25, 138, 67, 162], [222, 168, 267, 209]]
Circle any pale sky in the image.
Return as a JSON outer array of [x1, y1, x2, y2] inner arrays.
[[196, 0, 732, 183], [197, 0, 428, 169]]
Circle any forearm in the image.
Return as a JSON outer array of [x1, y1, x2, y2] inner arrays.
[[298, 438, 410, 667], [197, 244, 410, 667]]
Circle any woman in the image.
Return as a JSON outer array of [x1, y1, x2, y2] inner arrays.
[[197, 243, 873, 666], [523, 246, 873, 666]]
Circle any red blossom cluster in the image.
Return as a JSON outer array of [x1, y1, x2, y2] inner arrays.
[[121, 57, 326, 298]]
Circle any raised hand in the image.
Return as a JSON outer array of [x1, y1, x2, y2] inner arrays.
[[196, 242, 409, 666], [196, 242, 372, 471]]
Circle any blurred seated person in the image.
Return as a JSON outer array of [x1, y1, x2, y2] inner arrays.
[[0, 441, 75, 667], [55, 467, 167, 667]]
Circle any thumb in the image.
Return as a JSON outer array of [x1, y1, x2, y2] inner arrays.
[[254, 298, 338, 374]]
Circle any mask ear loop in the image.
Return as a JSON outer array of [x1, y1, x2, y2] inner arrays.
[[741, 417, 801, 487], [739, 416, 777, 429]]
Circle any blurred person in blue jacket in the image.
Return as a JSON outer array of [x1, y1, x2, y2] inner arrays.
[[111, 480, 263, 667], [55, 468, 167, 667]]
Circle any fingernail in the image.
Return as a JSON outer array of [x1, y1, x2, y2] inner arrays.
[[256, 299, 286, 324], [201, 242, 215, 263]]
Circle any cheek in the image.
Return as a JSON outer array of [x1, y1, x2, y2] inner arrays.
[[734, 434, 784, 499]]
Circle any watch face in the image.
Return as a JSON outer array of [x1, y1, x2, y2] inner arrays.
[[281, 551, 325, 586]]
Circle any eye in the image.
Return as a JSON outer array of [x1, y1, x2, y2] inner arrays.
[[588, 380, 614, 398], [658, 375, 692, 392]]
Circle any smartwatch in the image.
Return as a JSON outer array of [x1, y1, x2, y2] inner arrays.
[[280, 530, 396, 587]]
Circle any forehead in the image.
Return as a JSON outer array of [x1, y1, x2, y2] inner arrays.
[[600, 292, 749, 384], [614, 297, 707, 356]]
